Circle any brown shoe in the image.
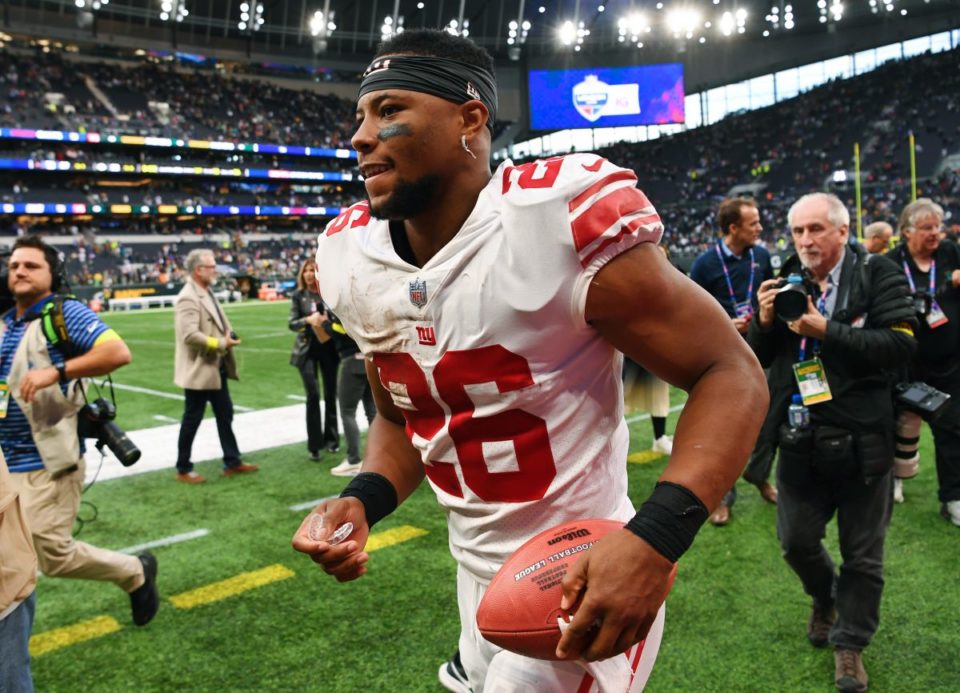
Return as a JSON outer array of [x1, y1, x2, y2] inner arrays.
[[709, 503, 731, 526], [808, 603, 837, 648], [223, 463, 259, 477], [758, 482, 778, 505], [834, 648, 868, 692], [176, 471, 206, 484]]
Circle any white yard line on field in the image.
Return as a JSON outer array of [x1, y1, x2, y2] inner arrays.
[[289, 497, 338, 512], [110, 382, 252, 411], [117, 529, 211, 555]]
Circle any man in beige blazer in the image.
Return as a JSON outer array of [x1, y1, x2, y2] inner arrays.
[[174, 249, 257, 483]]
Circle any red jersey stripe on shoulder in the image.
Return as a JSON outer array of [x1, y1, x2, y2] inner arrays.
[[575, 671, 595, 693], [571, 184, 653, 253], [579, 211, 662, 268], [569, 169, 638, 214]]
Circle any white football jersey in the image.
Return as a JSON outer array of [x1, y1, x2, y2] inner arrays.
[[316, 154, 663, 582]]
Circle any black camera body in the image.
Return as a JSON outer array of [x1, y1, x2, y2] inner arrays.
[[774, 273, 817, 322], [895, 381, 951, 422], [910, 291, 932, 318], [78, 397, 141, 467]]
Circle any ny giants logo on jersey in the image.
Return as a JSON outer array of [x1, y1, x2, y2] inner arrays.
[[416, 325, 436, 346], [409, 277, 427, 308]]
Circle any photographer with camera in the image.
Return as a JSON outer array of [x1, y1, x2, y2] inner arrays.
[[0, 237, 159, 628], [748, 193, 916, 692], [690, 198, 777, 524], [887, 198, 960, 526]]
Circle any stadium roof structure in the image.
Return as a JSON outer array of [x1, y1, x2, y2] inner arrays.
[[11, 0, 960, 66]]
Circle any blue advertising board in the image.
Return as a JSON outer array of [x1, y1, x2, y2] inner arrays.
[[528, 63, 685, 130]]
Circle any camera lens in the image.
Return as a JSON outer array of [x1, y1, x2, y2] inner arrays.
[[99, 421, 142, 467], [774, 284, 808, 322]]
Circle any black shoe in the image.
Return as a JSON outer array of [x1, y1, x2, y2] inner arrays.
[[325, 442, 340, 453], [309, 450, 322, 461], [130, 552, 159, 626]]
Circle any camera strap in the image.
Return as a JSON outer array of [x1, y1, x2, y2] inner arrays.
[[902, 259, 949, 328], [39, 296, 83, 358]]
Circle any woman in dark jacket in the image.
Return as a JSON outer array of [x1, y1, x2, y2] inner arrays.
[[288, 258, 340, 460]]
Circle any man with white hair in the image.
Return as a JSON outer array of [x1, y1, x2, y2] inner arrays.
[[862, 221, 893, 255], [748, 193, 917, 693], [888, 198, 960, 525]]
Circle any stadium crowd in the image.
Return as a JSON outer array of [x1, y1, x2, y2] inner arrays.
[[0, 48, 356, 147]]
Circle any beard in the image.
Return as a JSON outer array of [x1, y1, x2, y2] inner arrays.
[[797, 251, 822, 272], [367, 174, 442, 220]]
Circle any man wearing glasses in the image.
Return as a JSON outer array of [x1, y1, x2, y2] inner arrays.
[[174, 249, 257, 483], [889, 199, 960, 526]]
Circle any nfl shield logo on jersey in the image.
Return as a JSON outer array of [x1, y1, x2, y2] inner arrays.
[[409, 278, 428, 308]]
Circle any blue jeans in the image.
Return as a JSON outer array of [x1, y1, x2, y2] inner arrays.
[[0, 591, 35, 693]]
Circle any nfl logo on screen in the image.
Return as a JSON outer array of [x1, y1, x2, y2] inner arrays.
[[409, 278, 428, 308], [572, 75, 609, 123]]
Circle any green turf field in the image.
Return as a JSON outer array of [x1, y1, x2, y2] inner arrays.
[[27, 302, 960, 691]]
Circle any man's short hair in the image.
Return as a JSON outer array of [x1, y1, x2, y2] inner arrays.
[[716, 198, 757, 236], [898, 198, 944, 234], [185, 248, 214, 273], [787, 192, 850, 229], [864, 221, 893, 239], [374, 29, 495, 77], [11, 235, 59, 274]]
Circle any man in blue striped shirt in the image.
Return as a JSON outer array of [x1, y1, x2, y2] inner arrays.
[[0, 236, 159, 627]]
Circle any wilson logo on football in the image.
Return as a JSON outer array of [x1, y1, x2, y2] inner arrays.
[[546, 528, 592, 545]]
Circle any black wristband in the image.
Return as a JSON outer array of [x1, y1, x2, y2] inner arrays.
[[56, 364, 68, 383], [339, 472, 398, 528], [625, 481, 709, 563]]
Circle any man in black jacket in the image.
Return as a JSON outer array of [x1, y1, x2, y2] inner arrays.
[[747, 193, 916, 693], [888, 198, 960, 525]]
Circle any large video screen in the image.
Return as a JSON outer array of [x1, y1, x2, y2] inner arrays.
[[527, 63, 685, 130]]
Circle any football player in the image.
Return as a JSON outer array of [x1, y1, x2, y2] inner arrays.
[[293, 29, 768, 692]]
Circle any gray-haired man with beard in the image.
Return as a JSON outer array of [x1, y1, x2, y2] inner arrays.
[[748, 193, 916, 692]]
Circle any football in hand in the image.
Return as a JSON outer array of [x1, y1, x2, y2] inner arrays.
[[477, 518, 675, 660]]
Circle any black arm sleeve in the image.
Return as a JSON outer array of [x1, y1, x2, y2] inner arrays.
[[823, 258, 918, 369]]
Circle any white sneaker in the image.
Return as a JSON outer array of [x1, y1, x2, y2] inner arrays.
[[893, 478, 904, 504], [438, 651, 471, 693], [941, 500, 960, 527], [651, 435, 673, 455], [330, 459, 362, 477]]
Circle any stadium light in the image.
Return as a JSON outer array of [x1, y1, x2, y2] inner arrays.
[[618, 13, 650, 47], [445, 18, 470, 37], [666, 8, 701, 38], [159, 0, 188, 23], [381, 14, 404, 41], [506, 9, 531, 61], [75, 0, 110, 9]]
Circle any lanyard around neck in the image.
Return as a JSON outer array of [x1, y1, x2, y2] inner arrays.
[[798, 284, 832, 361], [715, 242, 755, 310], [902, 258, 935, 294]]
